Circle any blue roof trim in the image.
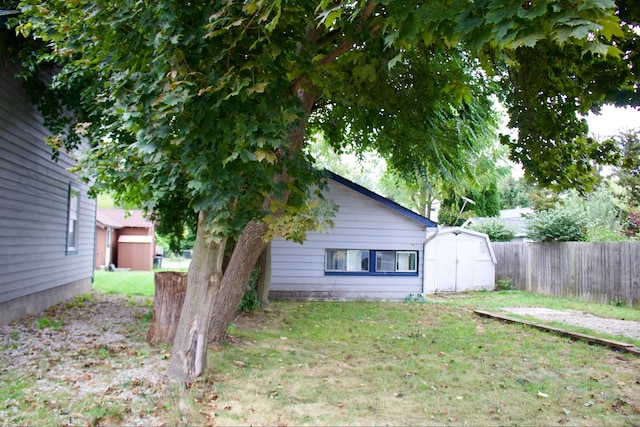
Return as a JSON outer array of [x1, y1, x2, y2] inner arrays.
[[325, 170, 437, 227]]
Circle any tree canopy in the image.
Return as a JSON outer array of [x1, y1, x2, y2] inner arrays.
[[7, 0, 634, 381]]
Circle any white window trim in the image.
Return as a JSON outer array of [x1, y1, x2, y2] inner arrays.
[[66, 184, 80, 255]]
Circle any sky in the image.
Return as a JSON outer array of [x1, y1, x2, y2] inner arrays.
[[586, 105, 640, 138]]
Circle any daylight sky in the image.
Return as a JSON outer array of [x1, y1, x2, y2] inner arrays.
[[587, 105, 640, 138]]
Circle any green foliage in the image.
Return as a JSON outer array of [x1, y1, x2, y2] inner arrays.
[[35, 317, 64, 330], [584, 185, 625, 241], [469, 218, 515, 242], [238, 268, 260, 312], [613, 129, 640, 207], [8, 0, 630, 253], [527, 185, 626, 242], [495, 279, 514, 291], [403, 294, 428, 304], [498, 176, 533, 209], [527, 199, 588, 242], [438, 181, 502, 226]]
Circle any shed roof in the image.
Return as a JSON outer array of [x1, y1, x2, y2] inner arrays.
[[96, 208, 154, 229], [327, 171, 437, 227]]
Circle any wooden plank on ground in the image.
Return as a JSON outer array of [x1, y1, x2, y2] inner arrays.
[[474, 309, 640, 356]]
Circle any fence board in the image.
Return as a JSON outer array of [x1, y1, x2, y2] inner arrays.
[[492, 242, 640, 307]]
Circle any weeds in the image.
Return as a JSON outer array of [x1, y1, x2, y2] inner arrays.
[[495, 278, 514, 290], [35, 316, 64, 330]]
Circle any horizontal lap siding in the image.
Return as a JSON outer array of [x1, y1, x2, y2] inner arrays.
[[270, 180, 425, 300], [0, 62, 96, 305]]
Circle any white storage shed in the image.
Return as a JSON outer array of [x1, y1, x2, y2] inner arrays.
[[424, 227, 496, 293]]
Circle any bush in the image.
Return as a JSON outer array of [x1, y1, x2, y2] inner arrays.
[[527, 208, 588, 242], [469, 218, 515, 242], [495, 279, 514, 291], [238, 268, 261, 312]]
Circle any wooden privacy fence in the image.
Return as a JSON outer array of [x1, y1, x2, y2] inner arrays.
[[492, 242, 640, 306]]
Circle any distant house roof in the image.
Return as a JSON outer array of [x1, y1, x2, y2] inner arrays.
[[326, 170, 437, 227], [96, 208, 154, 229]]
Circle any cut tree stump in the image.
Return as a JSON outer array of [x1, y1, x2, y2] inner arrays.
[[147, 271, 188, 344]]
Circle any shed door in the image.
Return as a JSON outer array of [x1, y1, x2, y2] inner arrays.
[[436, 235, 475, 292], [437, 239, 458, 292]]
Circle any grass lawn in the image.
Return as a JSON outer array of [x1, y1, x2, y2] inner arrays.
[[204, 297, 640, 426], [92, 266, 188, 296], [33, 270, 640, 425]]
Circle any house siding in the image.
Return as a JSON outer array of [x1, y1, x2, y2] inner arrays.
[[0, 54, 96, 323], [269, 178, 428, 301]]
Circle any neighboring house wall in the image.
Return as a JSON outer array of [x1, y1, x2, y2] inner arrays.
[[0, 36, 96, 324], [269, 175, 435, 301], [95, 209, 155, 271]]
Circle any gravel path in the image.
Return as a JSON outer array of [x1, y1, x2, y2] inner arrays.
[[501, 307, 640, 341]]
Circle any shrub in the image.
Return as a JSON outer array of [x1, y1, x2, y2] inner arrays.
[[527, 208, 588, 242], [495, 278, 514, 291], [238, 268, 261, 312], [469, 218, 515, 242]]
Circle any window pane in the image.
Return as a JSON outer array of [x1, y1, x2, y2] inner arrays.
[[347, 250, 369, 272], [326, 250, 346, 271], [67, 189, 80, 251], [396, 251, 417, 272], [376, 251, 395, 272]]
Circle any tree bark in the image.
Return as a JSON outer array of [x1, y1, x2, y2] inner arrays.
[[167, 210, 227, 383], [207, 91, 318, 343], [256, 242, 271, 309], [207, 220, 268, 342], [147, 271, 188, 345]]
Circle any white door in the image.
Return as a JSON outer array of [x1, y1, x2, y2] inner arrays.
[[436, 239, 458, 292], [435, 235, 476, 292]]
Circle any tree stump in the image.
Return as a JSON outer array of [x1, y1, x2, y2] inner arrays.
[[147, 271, 188, 344]]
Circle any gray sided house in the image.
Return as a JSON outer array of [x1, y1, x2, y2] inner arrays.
[[0, 24, 96, 324], [269, 172, 437, 301]]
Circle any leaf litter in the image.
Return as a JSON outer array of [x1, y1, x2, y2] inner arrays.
[[0, 293, 169, 426]]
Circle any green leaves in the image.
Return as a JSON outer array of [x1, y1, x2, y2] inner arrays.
[[11, 0, 633, 248]]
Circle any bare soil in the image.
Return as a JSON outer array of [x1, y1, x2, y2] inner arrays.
[[0, 294, 170, 426]]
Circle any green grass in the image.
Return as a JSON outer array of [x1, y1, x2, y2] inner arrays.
[[92, 267, 186, 296], [204, 299, 640, 426], [436, 290, 640, 321], [93, 270, 155, 296], [4, 277, 640, 426]]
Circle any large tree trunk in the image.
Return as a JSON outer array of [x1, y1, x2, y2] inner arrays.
[[256, 242, 271, 309], [167, 211, 227, 383], [147, 271, 188, 344], [207, 94, 317, 343], [207, 220, 268, 342]]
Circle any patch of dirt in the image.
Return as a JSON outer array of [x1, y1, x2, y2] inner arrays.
[[501, 307, 640, 341], [0, 293, 170, 426]]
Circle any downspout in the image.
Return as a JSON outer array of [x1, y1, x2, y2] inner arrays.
[[422, 225, 441, 295]]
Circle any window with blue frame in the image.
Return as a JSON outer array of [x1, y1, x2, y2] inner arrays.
[[325, 249, 418, 275]]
